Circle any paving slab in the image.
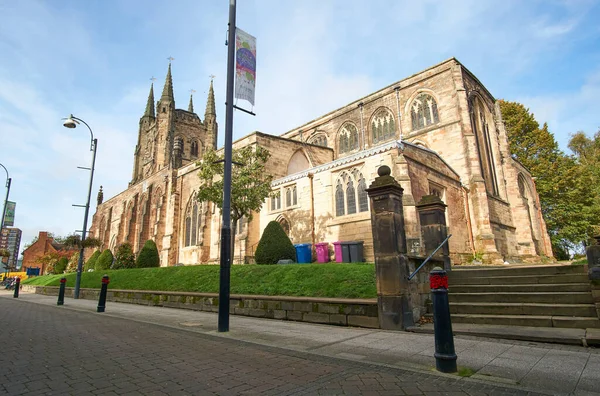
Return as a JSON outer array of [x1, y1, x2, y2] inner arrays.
[[4, 290, 600, 395]]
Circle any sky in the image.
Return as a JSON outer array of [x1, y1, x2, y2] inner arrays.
[[0, 0, 599, 254]]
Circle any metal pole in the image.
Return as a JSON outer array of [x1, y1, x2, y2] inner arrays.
[[1, 177, 11, 232], [218, 0, 236, 332], [74, 138, 97, 299]]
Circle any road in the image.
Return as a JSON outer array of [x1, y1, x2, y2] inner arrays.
[[0, 298, 545, 395]]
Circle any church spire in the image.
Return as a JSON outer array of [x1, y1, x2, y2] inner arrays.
[[144, 83, 155, 117], [205, 79, 215, 119], [188, 94, 194, 112], [161, 61, 174, 101]]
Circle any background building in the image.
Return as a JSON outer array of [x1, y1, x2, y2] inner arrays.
[[0, 227, 22, 270], [21, 231, 77, 275]]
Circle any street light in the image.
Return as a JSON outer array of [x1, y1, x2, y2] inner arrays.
[[63, 114, 98, 299], [0, 163, 11, 233]]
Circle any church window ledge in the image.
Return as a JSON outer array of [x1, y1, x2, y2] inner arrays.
[[327, 211, 370, 227]]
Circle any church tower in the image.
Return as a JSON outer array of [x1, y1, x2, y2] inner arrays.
[[131, 82, 156, 184], [204, 79, 218, 150], [155, 62, 176, 171]]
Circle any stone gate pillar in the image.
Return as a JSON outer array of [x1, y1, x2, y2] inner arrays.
[[416, 195, 450, 270], [366, 165, 414, 330]]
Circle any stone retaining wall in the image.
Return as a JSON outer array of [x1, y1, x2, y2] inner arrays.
[[23, 285, 379, 328]]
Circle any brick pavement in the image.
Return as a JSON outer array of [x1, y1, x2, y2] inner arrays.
[[0, 298, 548, 396]]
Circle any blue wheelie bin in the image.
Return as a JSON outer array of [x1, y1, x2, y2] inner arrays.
[[294, 243, 312, 263]]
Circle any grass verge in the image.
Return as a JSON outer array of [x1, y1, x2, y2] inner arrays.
[[22, 263, 376, 299]]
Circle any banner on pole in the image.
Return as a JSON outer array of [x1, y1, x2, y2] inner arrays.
[[3, 201, 15, 227], [235, 28, 256, 106]]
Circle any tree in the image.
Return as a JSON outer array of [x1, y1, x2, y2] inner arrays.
[[62, 234, 102, 250], [499, 100, 597, 254], [254, 221, 296, 264], [136, 240, 160, 268], [196, 146, 274, 255], [112, 243, 135, 269], [96, 249, 114, 271], [66, 252, 79, 273]]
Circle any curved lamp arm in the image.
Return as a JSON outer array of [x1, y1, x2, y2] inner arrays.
[[0, 163, 8, 187], [64, 114, 95, 151]]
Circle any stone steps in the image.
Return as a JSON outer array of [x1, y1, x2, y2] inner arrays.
[[450, 283, 590, 293], [439, 264, 599, 330], [449, 291, 593, 304], [426, 313, 600, 329], [438, 302, 598, 317]]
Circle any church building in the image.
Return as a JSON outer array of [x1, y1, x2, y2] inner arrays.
[[90, 58, 553, 266]]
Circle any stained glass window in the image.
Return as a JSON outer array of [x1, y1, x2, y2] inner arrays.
[[335, 181, 345, 216], [358, 178, 368, 212], [346, 180, 357, 215]]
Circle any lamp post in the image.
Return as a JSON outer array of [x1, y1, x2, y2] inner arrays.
[[63, 114, 98, 299], [0, 163, 11, 233], [0, 163, 11, 279]]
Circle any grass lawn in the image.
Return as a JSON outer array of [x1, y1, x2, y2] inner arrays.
[[22, 263, 377, 299]]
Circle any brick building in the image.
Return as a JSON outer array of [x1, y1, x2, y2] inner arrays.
[[21, 231, 77, 275], [90, 58, 553, 265], [0, 227, 21, 270]]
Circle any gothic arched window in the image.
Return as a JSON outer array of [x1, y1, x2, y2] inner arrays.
[[184, 198, 202, 247], [191, 141, 199, 157], [335, 170, 369, 217], [335, 180, 345, 216], [518, 174, 527, 198], [338, 123, 359, 154], [371, 108, 396, 144], [410, 93, 439, 131], [309, 134, 328, 147]]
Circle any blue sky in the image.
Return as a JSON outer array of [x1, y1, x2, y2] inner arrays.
[[0, 0, 599, 253]]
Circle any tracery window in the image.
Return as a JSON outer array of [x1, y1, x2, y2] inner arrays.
[[285, 185, 298, 207], [338, 123, 359, 154], [309, 134, 328, 147], [334, 169, 369, 217], [191, 141, 199, 157], [234, 217, 246, 235], [371, 108, 396, 144], [271, 191, 281, 211], [184, 198, 202, 247], [410, 93, 439, 130]]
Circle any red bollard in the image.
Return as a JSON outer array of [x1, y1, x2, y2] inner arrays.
[[97, 275, 109, 312], [430, 267, 457, 373], [13, 277, 20, 298], [57, 277, 67, 305]]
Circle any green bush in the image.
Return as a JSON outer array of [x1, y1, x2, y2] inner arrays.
[[254, 221, 296, 264], [136, 240, 160, 268], [85, 250, 101, 271], [96, 249, 114, 271], [113, 243, 135, 269], [54, 257, 68, 274]]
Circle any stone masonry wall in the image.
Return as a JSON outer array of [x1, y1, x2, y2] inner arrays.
[[25, 286, 379, 329]]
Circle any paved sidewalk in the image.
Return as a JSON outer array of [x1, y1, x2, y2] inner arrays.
[[3, 290, 599, 395]]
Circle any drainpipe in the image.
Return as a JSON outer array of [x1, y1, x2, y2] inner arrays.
[[395, 87, 403, 140], [308, 173, 316, 257], [358, 102, 365, 150]]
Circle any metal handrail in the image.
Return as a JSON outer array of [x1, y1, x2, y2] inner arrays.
[[407, 234, 452, 281]]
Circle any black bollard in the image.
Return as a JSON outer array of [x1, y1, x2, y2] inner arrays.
[[97, 275, 109, 313], [13, 277, 20, 298], [57, 277, 67, 306], [430, 266, 457, 373]]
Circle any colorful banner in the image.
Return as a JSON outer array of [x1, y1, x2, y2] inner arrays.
[[234, 28, 256, 106], [3, 201, 15, 227]]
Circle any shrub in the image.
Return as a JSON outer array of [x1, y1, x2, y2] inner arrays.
[[66, 252, 79, 273], [85, 250, 101, 271], [113, 243, 135, 269], [136, 240, 160, 268], [54, 257, 68, 274], [96, 249, 114, 271], [254, 221, 296, 264]]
